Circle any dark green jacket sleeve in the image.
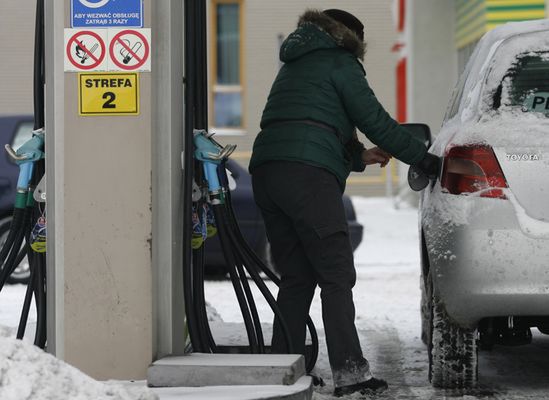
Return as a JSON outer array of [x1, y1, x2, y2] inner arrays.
[[331, 59, 427, 165]]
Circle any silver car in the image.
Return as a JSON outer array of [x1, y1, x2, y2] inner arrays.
[[413, 20, 549, 389]]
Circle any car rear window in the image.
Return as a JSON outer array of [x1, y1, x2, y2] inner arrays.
[[495, 53, 549, 114]]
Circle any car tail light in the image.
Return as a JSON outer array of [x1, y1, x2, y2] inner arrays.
[[441, 145, 508, 199]]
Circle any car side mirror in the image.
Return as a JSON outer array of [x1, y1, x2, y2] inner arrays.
[[402, 123, 433, 192], [402, 123, 432, 147]]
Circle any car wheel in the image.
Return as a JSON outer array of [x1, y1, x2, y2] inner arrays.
[[429, 283, 478, 389], [0, 218, 31, 285], [6, 261, 31, 285]]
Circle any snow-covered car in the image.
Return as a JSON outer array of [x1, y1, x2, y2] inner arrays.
[[414, 20, 549, 389]]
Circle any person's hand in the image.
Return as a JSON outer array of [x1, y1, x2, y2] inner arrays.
[[362, 147, 392, 167]]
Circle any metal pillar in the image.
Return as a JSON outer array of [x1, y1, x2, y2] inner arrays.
[[43, 0, 186, 379], [151, 0, 186, 359]]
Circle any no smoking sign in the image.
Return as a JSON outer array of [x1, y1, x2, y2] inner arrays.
[[109, 29, 151, 71], [64, 28, 151, 72]]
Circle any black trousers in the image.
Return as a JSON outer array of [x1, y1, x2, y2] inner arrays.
[[251, 161, 371, 387]]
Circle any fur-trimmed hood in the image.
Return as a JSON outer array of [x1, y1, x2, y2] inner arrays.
[[280, 9, 366, 62]]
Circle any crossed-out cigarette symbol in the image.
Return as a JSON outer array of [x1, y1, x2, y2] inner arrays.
[[119, 39, 142, 64], [109, 30, 149, 70]]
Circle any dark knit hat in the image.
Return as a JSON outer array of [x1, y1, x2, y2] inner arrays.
[[323, 9, 364, 41]]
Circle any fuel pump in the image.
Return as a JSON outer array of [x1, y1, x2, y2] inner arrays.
[[182, 0, 319, 373], [0, 0, 46, 348], [0, 0, 320, 370]]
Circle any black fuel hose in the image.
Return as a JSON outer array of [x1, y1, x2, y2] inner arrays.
[[212, 169, 296, 354], [196, 0, 208, 125], [16, 243, 33, 340], [33, 0, 45, 131], [30, 0, 46, 349], [33, 252, 47, 348], [235, 259, 265, 353], [191, 0, 213, 354], [221, 211, 294, 354], [234, 231, 319, 371], [16, 256, 34, 339], [0, 208, 29, 290], [193, 242, 217, 352], [215, 164, 296, 353], [0, 209, 25, 266], [2, 209, 29, 277], [221, 176, 318, 372], [183, 0, 205, 353], [13, 243, 28, 269], [213, 204, 260, 353], [223, 205, 266, 353], [186, 158, 317, 369], [28, 171, 47, 349]]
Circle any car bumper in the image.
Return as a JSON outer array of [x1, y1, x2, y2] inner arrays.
[[424, 194, 549, 328]]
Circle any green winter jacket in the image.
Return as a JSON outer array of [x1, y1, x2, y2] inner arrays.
[[249, 10, 427, 188]]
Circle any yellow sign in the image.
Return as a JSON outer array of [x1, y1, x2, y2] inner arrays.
[[78, 72, 139, 116]]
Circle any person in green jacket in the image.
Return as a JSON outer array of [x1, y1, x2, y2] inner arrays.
[[249, 9, 439, 397]]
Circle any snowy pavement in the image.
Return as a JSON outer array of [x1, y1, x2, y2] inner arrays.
[[2, 197, 549, 399], [204, 197, 549, 400]]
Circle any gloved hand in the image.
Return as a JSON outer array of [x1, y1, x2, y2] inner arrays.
[[413, 152, 441, 180]]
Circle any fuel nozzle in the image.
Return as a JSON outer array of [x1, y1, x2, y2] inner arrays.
[[193, 130, 236, 201]]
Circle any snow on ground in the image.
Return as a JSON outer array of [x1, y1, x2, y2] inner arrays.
[[0, 331, 158, 400], [2, 197, 549, 399], [204, 197, 549, 400], [0, 285, 36, 330], [203, 197, 428, 399], [0, 278, 157, 396]]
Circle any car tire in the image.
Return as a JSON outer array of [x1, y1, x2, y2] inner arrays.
[[6, 262, 31, 285], [420, 276, 431, 346], [429, 286, 478, 389]]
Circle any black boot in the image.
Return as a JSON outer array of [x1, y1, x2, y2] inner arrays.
[[333, 377, 388, 397]]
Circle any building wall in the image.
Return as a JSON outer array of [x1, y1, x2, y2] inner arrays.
[[209, 0, 401, 196], [456, 0, 546, 49], [1, 1, 400, 196], [407, 0, 548, 137], [0, 0, 35, 115], [408, 0, 457, 134]]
